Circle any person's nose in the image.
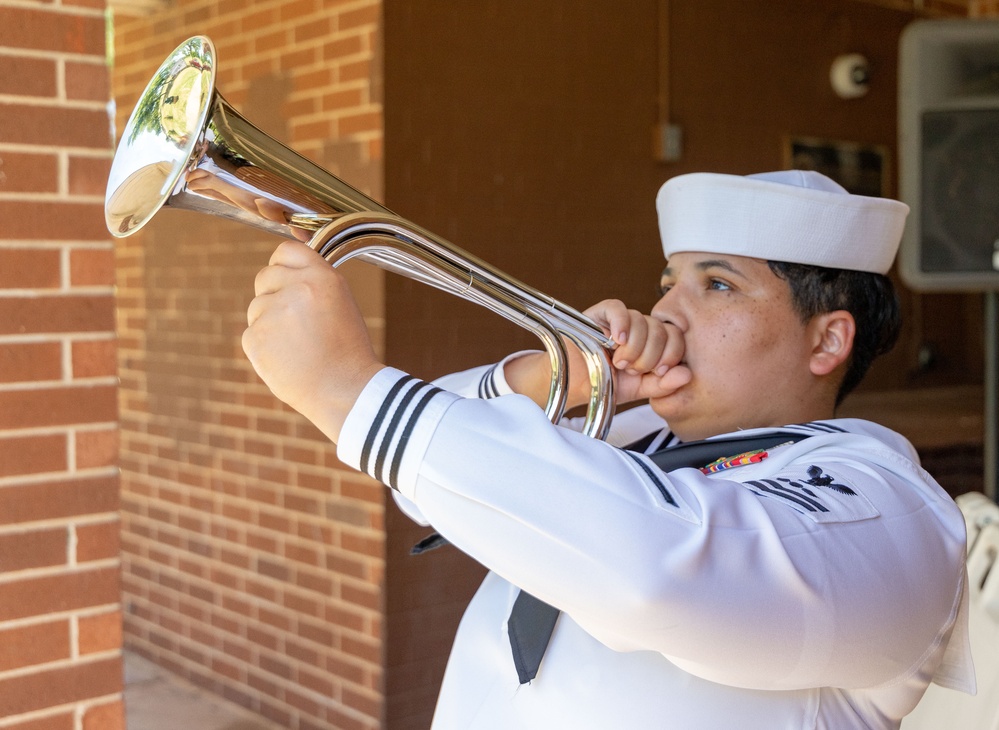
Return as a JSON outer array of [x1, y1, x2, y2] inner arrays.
[[651, 287, 688, 333]]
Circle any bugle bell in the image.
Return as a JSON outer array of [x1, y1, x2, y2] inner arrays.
[[105, 36, 616, 439]]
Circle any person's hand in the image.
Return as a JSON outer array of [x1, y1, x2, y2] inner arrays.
[[504, 299, 691, 410], [584, 299, 690, 404], [242, 241, 382, 441]]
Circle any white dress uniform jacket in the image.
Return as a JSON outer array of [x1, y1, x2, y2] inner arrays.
[[337, 359, 976, 729]]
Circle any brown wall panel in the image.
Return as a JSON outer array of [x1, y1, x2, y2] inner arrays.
[[382, 1, 971, 726]]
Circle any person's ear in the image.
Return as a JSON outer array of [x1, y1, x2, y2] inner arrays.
[[809, 310, 855, 377]]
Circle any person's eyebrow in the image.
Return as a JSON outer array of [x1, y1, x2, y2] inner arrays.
[[661, 258, 748, 280], [695, 258, 747, 278]]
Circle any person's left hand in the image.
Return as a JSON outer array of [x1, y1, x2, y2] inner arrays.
[[242, 241, 382, 441], [584, 299, 691, 404]]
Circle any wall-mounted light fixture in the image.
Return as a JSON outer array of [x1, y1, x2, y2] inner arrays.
[[830, 53, 870, 99]]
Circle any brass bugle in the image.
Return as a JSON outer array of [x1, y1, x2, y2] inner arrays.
[[105, 36, 616, 439]]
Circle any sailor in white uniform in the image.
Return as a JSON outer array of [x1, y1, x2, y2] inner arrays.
[[243, 170, 976, 728]]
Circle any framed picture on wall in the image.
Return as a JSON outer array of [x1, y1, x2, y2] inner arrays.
[[784, 136, 890, 198]]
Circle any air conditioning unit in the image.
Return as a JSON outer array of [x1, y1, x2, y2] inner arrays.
[[899, 18, 999, 291]]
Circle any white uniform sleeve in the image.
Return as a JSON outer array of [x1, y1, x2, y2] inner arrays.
[[388, 354, 528, 525], [341, 367, 967, 692], [391, 353, 672, 527]]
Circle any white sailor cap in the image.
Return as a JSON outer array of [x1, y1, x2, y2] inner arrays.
[[655, 170, 909, 274]]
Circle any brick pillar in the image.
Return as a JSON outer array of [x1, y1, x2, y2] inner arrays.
[[111, 3, 385, 728], [0, 2, 123, 729]]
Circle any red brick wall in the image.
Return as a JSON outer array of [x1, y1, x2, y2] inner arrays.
[[0, 1, 123, 728], [110, 2, 385, 729]]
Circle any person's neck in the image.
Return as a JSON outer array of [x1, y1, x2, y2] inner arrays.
[[673, 406, 838, 443]]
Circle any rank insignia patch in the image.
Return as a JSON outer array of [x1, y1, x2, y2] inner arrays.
[[743, 464, 879, 523]]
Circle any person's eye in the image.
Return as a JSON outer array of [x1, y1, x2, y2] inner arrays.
[[657, 281, 673, 296], [708, 278, 732, 291]]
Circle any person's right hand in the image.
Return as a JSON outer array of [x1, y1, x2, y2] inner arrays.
[[243, 241, 383, 442]]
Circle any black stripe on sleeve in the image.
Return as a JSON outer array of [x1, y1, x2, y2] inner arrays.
[[373, 381, 429, 484], [387, 385, 444, 489], [360, 375, 417, 475], [478, 363, 500, 399], [622, 450, 678, 507]]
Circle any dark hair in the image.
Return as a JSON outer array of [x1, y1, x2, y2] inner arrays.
[[767, 261, 901, 406]]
